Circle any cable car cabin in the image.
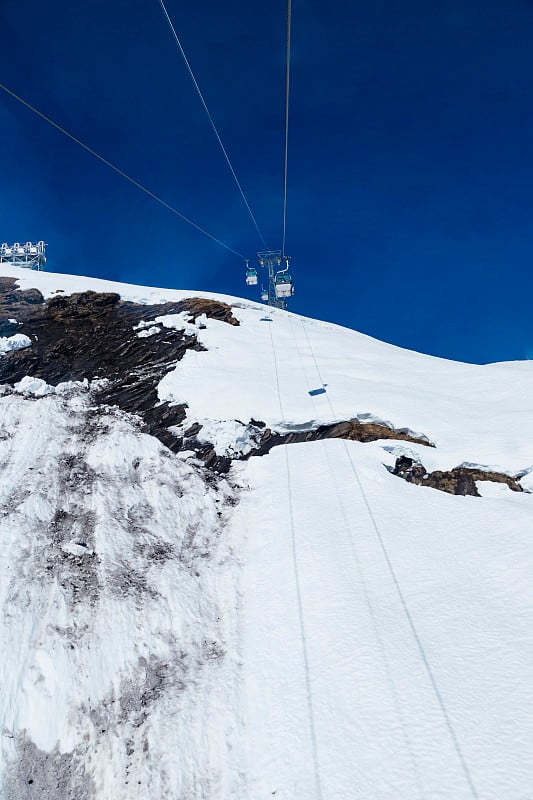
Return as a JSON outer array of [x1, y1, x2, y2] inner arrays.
[[261, 288, 269, 302], [274, 272, 293, 299], [245, 267, 258, 286]]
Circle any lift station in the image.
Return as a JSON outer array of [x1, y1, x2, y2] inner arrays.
[[246, 250, 293, 310], [0, 241, 46, 270]]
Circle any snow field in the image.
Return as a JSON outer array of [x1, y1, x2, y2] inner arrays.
[[1, 266, 533, 798]]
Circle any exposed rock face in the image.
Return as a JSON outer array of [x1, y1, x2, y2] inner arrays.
[[160, 418, 434, 476], [1, 280, 523, 494], [1, 280, 435, 474], [247, 419, 433, 456], [392, 455, 523, 496], [0, 279, 238, 456]]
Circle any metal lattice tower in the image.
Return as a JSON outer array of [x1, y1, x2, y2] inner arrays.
[[257, 250, 287, 309], [0, 241, 46, 270]]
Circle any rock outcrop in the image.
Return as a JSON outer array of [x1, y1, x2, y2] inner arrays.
[[391, 455, 523, 496]]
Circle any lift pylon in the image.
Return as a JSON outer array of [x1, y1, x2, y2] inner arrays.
[[254, 250, 293, 309]]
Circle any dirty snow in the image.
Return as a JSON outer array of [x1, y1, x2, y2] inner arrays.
[[0, 388, 242, 799]]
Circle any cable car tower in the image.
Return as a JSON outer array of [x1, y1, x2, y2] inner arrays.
[[0, 241, 46, 270], [254, 250, 293, 309]]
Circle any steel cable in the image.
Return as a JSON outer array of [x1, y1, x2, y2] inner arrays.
[[0, 81, 245, 258], [282, 0, 292, 256], [157, 0, 268, 249]]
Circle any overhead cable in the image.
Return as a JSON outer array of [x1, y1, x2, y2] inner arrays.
[[282, 0, 292, 256], [0, 81, 245, 258], [157, 0, 268, 249]]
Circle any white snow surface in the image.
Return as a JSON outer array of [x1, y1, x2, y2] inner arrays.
[[1, 266, 532, 799], [0, 333, 31, 356]]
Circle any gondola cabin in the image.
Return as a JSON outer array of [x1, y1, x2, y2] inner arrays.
[[274, 272, 293, 299], [245, 267, 258, 286]]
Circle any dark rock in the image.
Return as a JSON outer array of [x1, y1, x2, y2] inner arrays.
[[391, 455, 523, 496], [0, 281, 238, 463], [245, 419, 433, 458]]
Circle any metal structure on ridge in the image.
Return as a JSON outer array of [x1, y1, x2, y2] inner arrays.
[[0, 241, 46, 270]]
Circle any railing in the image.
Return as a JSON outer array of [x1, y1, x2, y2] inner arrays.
[[0, 241, 47, 270]]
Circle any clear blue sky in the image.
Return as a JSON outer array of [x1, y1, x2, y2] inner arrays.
[[1, 0, 533, 363]]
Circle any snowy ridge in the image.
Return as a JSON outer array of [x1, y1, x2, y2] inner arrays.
[[0, 266, 532, 799]]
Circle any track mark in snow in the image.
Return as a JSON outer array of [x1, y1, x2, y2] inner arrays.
[[299, 319, 481, 800]]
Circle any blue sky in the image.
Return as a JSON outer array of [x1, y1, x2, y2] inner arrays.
[[2, 0, 533, 363]]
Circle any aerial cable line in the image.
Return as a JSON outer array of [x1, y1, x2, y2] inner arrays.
[[0, 81, 245, 258], [282, 0, 292, 256], [157, 0, 268, 249]]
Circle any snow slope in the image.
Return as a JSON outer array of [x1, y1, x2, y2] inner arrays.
[[1, 266, 532, 799]]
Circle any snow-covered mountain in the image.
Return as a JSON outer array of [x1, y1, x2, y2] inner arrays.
[[0, 266, 532, 800]]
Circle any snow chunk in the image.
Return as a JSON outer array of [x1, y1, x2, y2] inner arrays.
[[137, 326, 161, 338], [12, 377, 90, 397], [154, 312, 198, 336], [134, 311, 206, 339], [135, 311, 209, 341], [13, 376, 54, 397], [62, 542, 95, 557], [0, 333, 31, 356], [519, 468, 533, 493], [56, 379, 89, 395], [195, 419, 260, 457]]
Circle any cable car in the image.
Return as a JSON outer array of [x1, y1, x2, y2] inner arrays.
[[274, 272, 293, 299], [261, 286, 269, 302], [245, 267, 258, 286], [274, 256, 293, 299]]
